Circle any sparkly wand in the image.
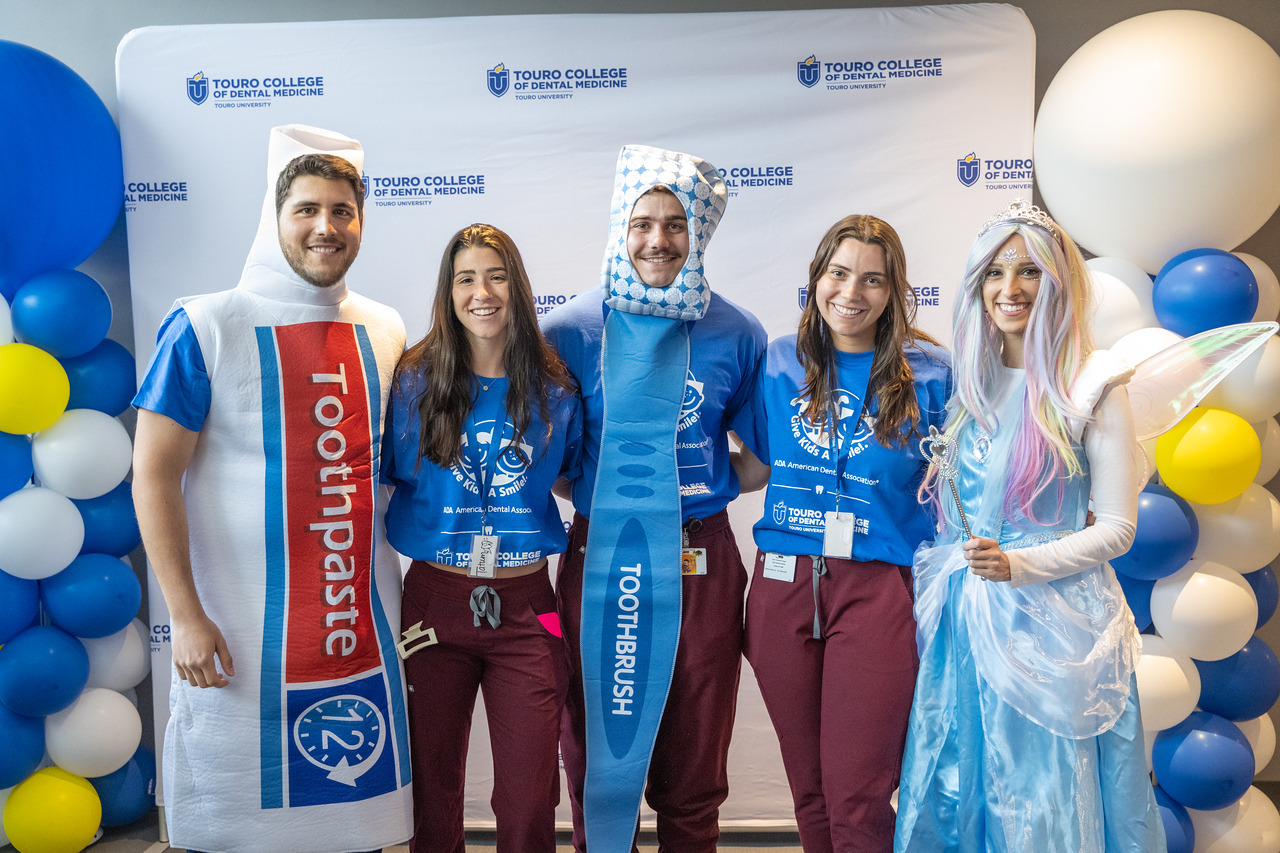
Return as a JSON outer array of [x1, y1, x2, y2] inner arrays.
[[920, 425, 972, 541]]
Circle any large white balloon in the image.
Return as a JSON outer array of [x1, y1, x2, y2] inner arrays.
[[31, 409, 132, 500], [1239, 254, 1280, 324], [1203, 337, 1280, 424], [0, 486, 84, 579], [1135, 634, 1201, 731], [44, 687, 142, 779], [1109, 326, 1183, 368], [1035, 11, 1280, 273], [1088, 268, 1159, 350], [1151, 560, 1257, 661], [81, 618, 151, 692], [1237, 714, 1277, 775], [1254, 419, 1280, 486], [1188, 786, 1280, 853], [1191, 485, 1280, 574]]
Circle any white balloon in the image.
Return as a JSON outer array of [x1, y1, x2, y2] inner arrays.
[[0, 785, 10, 847], [1143, 729, 1158, 775], [1035, 11, 1280, 273], [0, 297, 12, 346], [1109, 326, 1183, 367], [1239, 253, 1280, 324], [1136, 634, 1201, 731], [1151, 560, 1257, 661], [81, 618, 151, 692], [1088, 268, 1159, 349], [1203, 337, 1280, 424], [0, 486, 84, 579], [1254, 420, 1280, 486], [44, 687, 142, 779], [31, 409, 132, 500], [1237, 714, 1277, 775], [1191, 485, 1280, 574], [1187, 786, 1280, 853]]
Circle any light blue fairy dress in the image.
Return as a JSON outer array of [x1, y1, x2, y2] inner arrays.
[[894, 355, 1165, 853]]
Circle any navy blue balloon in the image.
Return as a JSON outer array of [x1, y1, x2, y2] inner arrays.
[[0, 567, 38, 645], [0, 41, 123, 302], [1111, 484, 1199, 581], [1152, 711, 1254, 810], [1152, 251, 1258, 337], [11, 269, 112, 358], [60, 338, 136, 416], [39, 553, 141, 639], [1195, 636, 1280, 722], [0, 625, 89, 716], [1246, 566, 1278, 630], [0, 702, 44, 788], [1153, 785, 1194, 853], [73, 482, 141, 557], [90, 745, 156, 826], [0, 430, 33, 499], [1115, 571, 1154, 631]]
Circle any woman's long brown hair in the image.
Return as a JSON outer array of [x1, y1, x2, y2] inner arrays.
[[396, 223, 574, 468], [796, 215, 939, 448]]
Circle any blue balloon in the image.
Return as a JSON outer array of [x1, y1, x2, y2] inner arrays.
[[39, 553, 141, 639], [73, 482, 141, 557], [0, 702, 44, 788], [1153, 785, 1194, 853], [1111, 484, 1198, 581], [1152, 251, 1259, 337], [1155, 248, 1235, 281], [11, 269, 112, 358], [1115, 571, 1154, 631], [1195, 636, 1280, 722], [0, 41, 123, 302], [1152, 711, 1254, 810], [0, 431, 32, 500], [0, 625, 89, 716], [1246, 566, 1278, 630], [90, 745, 156, 826], [60, 338, 136, 416], [0, 567, 38, 645]]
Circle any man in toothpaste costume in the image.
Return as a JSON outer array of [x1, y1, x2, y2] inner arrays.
[[132, 125, 412, 853], [542, 145, 766, 852]]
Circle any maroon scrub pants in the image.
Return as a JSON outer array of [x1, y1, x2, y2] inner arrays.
[[402, 562, 568, 853], [557, 509, 748, 853], [744, 551, 918, 853]]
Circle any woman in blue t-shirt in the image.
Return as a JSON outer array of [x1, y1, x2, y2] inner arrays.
[[382, 223, 581, 853], [733, 215, 951, 853]]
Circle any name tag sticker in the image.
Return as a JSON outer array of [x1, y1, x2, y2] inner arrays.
[[469, 534, 500, 578], [681, 548, 707, 575], [762, 552, 797, 583], [823, 511, 855, 559]]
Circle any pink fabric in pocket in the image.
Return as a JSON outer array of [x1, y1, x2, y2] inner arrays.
[[537, 612, 562, 638]]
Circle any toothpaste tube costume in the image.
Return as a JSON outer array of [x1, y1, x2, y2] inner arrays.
[[134, 125, 412, 853]]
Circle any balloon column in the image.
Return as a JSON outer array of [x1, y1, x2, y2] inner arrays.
[[0, 40, 151, 853], [1036, 10, 1280, 851]]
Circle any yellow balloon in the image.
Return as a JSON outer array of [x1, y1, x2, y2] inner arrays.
[[0, 344, 70, 434], [2, 767, 101, 853], [1157, 407, 1261, 504]]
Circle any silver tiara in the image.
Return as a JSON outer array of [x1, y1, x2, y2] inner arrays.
[[978, 198, 1057, 238]]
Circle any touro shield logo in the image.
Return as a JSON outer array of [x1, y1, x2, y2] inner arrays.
[[797, 55, 820, 88], [957, 152, 980, 187], [488, 63, 509, 98], [773, 501, 786, 525], [187, 71, 208, 105]]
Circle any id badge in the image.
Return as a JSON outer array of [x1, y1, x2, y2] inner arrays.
[[822, 511, 855, 559], [762, 552, 796, 583], [681, 548, 707, 575], [469, 534, 500, 578]]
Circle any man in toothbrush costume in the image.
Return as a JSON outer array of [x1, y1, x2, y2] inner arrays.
[[132, 125, 412, 853], [542, 145, 766, 852]]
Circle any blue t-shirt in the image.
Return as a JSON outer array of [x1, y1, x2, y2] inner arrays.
[[541, 289, 767, 523], [382, 368, 583, 569], [132, 307, 211, 430], [734, 334, 952, 564]]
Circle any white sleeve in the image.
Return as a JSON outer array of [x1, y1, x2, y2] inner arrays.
[[1006, 384, 1140, 587]]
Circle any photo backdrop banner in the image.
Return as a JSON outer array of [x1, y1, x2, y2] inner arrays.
[[117, 4, 1033, 825]]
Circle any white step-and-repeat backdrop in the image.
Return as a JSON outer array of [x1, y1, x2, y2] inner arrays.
[[117, 5, 1033, 827]]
